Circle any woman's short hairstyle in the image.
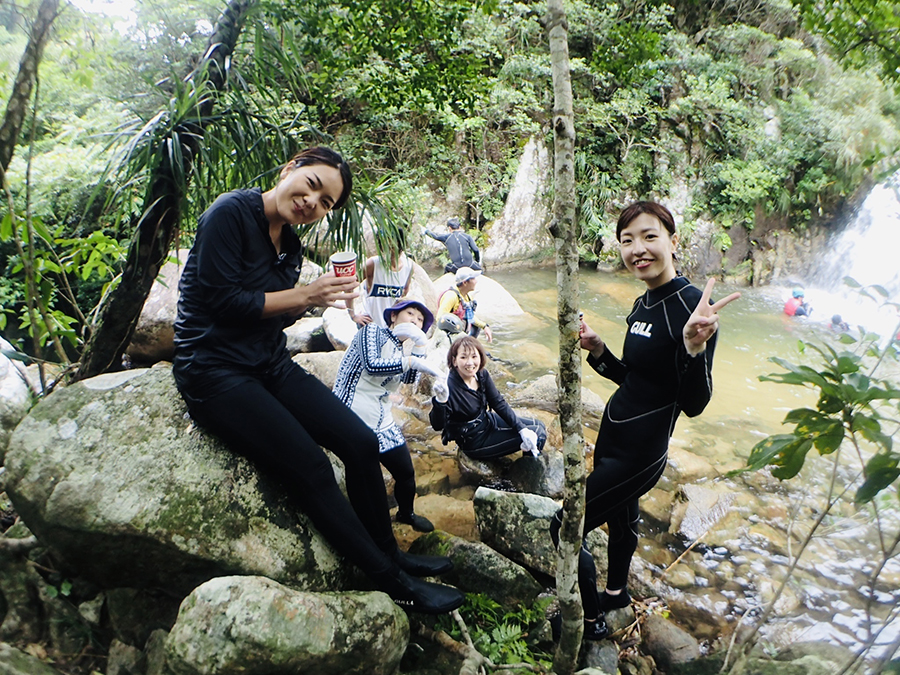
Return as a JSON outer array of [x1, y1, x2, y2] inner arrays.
[[616, 201, 676, 241], [286, 146, 353, 210], [447, 335, 487, 373]]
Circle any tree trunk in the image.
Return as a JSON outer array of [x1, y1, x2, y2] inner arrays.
[[547, 1, 585, 674], [0, 0, 60, 173], [73, 0, 257, 381]]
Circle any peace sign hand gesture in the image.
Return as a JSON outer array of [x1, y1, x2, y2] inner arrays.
[[683, 278, 741, 356]]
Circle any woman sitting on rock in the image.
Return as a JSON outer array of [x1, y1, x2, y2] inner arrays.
[[172, 145, 462, 615], [333, 299, 443, 533], [429, 335, 546, 460]]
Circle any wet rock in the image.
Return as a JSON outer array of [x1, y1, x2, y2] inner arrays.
[[4, 367, 350, 594], [409, 530, 542, 607], [406, 493, 477, 542], [165, 575, 407, 675], [0, 337, 32, 462], [670, 483, 736, 541], [775, 641, 855, 670], [457, 450, 515, 486], [757, 577, 801, 616], [640, 614, 700, 671], [663, 564, 696, 590], [641, 487, 675, 532], [0, 642, 63, 674], [666, 447, 716, 483]]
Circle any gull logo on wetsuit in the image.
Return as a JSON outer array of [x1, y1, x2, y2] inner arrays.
[[630, 321, 653, 338], [370, 283, 405, 298]]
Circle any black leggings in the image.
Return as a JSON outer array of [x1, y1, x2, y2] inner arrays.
[[460, 412, 547, 460], [182, 362, 397, 576], [380, 443, 416, 517], [550, 405, 670, 617]]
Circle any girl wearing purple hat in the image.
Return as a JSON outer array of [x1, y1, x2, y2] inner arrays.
[[333, 299, 444, 532]]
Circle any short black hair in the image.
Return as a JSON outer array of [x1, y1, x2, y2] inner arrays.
[[286, 146, 353, 210]]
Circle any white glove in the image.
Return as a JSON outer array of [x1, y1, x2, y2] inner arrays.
[[519, 428, 539, 456], [402, 355, 441, 378], [392, 322, 428, 347], [432, 377, 449, 403]]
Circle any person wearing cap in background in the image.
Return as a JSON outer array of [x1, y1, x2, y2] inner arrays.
[[784, 287, 812, 317], [425, 217, 482, 274], [437, 267, 493, 342], [333, 299, 446, 532]]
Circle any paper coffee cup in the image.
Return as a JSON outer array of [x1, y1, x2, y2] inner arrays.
[[330, 250, 357, 278]]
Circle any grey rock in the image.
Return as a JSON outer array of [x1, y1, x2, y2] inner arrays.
[[507, 449, 564, 499], [291, 351, 346, 390], [107, 639, 145, 675], [165, 575, 407, 675], [509, 374, 606, 423], [409, 530, 543, 607], [284, 317, 333, 355], [322, 306, 358, 350], [482, 137, 553, 267], [4, 367, 349, 594], [457, 451, 515, 487], [641, 614, 701, 671], [473, 487, 559, 575], [580, 639, 620, 674], [144, 629, 169, 675], [0, 337, 32, 462], [107, 588, 181, 649], [0, 642, 63, 675], [473, 487, 609, 578], [126, 251, 186, 364]]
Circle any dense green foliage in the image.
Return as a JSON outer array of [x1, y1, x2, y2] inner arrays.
[[1, 0, 900, 355]]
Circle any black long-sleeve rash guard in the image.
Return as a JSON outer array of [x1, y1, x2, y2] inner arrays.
[[587, 275, 716, 424], [429, 368, 524, 435], [173, 188, 303, 402]]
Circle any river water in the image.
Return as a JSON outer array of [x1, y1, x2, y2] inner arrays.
[[478, 265, 899, 661]]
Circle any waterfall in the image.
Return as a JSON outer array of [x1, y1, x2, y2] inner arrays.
[[807, 173, 900, 339]]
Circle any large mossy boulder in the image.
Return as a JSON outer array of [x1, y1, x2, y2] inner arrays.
[[4, 367, 349, 594], [165, 576, 407, 675], [409, 530, 542, 607]]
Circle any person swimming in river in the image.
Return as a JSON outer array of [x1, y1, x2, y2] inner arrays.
[[784, 287, 812, 317]]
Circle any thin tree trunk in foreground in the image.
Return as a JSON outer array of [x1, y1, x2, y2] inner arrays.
[[0, 0, 60, 173], [73, 0, 256, 381], [547, 1, 585, 673]]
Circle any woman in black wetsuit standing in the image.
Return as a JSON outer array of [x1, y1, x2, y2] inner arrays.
[[550, 201, 740, 639], [172, 146, 463, 614]]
